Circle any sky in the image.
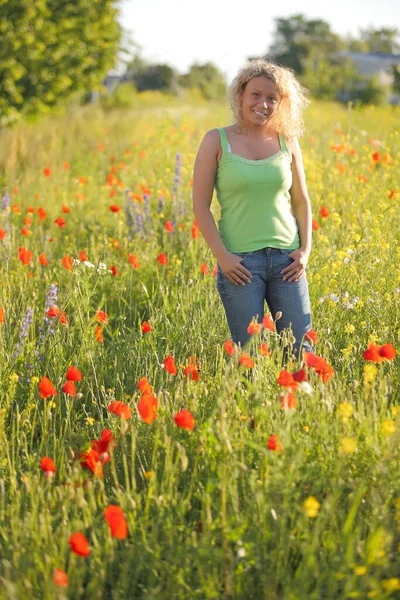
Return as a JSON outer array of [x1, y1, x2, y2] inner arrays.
[[118, 0, 400, 82]]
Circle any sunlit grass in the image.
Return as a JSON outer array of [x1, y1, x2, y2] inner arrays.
[[0, 98, 399, 599]]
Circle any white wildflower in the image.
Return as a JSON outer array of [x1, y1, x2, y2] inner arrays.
[[299, 381, 313, 395]]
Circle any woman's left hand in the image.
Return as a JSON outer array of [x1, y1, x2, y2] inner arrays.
[[281, 248, 309, 282]]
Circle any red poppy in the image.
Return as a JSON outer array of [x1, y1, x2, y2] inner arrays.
[[280, 392, 297, 410], [68, 532, 90, 556], [79, 250, 88, 262], [157, 253, 168, 266], [303, 352, 321, 368], [62, 381, 77, 396], [21, 226, 31, 237], [27, 207, 35, 214], [267, 434, 283, 452], [37, 207, 47, 220], [138, 394, 158, 424], [79, 448, 103, 477], [164, 220, 174, 232], [66, 366, 82, 382], [183, 362, 199, 381], [104, 505, 128, 539], [39, 253, 48, 266], [59, 312, 68, 325], [363, 342, 396, 362], [379, 344, 396, 360], [62, 205, 70, 214], [247, 321, 262, 335], [95, 310, 108, 324], [40, 456, 56, 476], [320, 205, 329, 218], [91, 429, 116, 461], [262, 314, 275, 331], [43, 168, 51, 177], [239, 352, 255, 369], [371, 151, 380, 163], [12, 203, 21, 214], [110, 265, 120, 276], [258, 343, 272, 356], [18, 247, 32, 265], [62, 256, 73, 270], [47, 306, 60, 318], [138, 376, 153, 395], [313, 358, 334, 382], [213, 265, 218, 276], [191, 224, 200, 239], [129, 254, 140, 269], [224, 340, 236, 355], [0, 228, 6, 240], [39, 377, 57, 399], [0, 308, 4, 323], [174, 409, 195, 430], [108, 400, 131, 419], [53, 569, 68, 587], [276, 370, 299, 390], [306, 329, 318, 344], [312, 219, 320, 231], [292, 369, 307, 382], [141, 321, 152, 333], [199, 262, 209, 276], [164, 355, 177, 375], [55, 217, 67, 228], [110, 204, 120, 212], [95, 325, 103, 342]]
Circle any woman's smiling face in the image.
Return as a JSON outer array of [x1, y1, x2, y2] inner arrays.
[[240, 76, 281, 128]]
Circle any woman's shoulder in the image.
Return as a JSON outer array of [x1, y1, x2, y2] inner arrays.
[[284, 135, 302, 161]]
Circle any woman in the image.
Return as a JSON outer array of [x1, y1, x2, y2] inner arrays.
[[192, 59, 314, 359]]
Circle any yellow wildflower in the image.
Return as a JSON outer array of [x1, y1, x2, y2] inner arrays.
[[338, 403, 353, 420], [382, 579, 400, 593], [391, 406, 400, 418], [340, 438, 357, 454], [381, 420, 396, 437], [144, 471, 155, 479], [85, 417, 95, 426], [363, 364, 377, 386], [303, 496, 320, 518], [345, 324, 355, 334], [10, 373, 19, 383], [353, 566, 367, 576]]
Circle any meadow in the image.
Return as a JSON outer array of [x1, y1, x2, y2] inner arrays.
[[0, 98, 399, 599]]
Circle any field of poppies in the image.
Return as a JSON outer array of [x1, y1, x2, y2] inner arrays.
[[0, 99, 399, 599]]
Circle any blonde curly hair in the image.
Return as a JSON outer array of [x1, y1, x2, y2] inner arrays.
[[228, 58, 310, 140]]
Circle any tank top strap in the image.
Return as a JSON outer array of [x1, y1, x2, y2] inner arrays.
[[218, 128, 230, 156], [279, 134, 292, 163]]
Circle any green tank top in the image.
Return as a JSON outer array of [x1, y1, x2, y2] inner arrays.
[[214, 127, 300, 253]]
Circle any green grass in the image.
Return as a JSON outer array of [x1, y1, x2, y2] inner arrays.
[[0, 99, 399, 599]]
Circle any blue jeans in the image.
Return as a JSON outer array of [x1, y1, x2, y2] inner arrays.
[[216, 247, 313, 357]]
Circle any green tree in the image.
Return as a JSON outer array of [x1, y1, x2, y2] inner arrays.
[[267, 14, 345, 74], [301, 56, 361, 101], [359, 27, 400, 54], [179, 63, 226, 100], [0, 0, 122, 126]]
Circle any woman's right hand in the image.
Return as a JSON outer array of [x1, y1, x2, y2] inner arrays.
[[218, 252, 253, 286]]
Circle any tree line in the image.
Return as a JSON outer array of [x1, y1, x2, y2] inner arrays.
[[1, 3, 399, 127]]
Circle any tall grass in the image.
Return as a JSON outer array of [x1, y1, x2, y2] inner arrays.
[[0, 99, 399, 599]]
